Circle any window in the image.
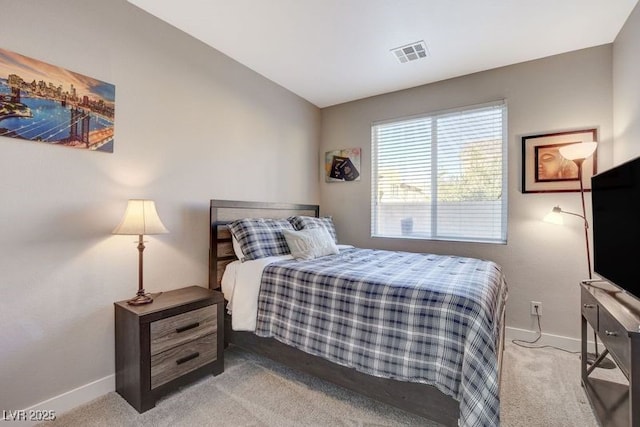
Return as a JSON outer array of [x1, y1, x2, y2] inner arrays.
[[371, 101, 507, 244]]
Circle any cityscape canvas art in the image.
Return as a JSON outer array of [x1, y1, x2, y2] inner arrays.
[[0, 47, 115, 153]]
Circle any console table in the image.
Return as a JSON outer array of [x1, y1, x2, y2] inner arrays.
[[581, 281, 640, 426]]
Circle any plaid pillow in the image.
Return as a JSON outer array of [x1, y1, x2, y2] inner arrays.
[[228, 218, 295, 261], [288, 216, 338, 243]]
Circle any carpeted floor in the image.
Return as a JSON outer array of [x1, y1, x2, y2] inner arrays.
[[42, 342, 624, 426], [499, 343, 621, 427]]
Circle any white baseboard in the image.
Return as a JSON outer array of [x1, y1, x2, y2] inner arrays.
[[505, 326, 596, 353], [14, 375, 115, 426]]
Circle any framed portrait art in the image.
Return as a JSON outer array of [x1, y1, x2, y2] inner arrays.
[[521, 128, 598, 193]]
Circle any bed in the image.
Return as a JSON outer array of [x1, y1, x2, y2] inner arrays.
[[209, 199, 507, 427]]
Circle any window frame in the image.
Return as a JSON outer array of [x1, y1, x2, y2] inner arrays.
[[371, 100, 508, 244]]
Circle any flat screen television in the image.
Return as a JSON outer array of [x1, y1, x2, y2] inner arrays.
[[591, 156, 640, 299]]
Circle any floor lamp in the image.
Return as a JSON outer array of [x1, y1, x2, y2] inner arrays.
[[544, 141, 615, 369], [113, 199, 169, 305]]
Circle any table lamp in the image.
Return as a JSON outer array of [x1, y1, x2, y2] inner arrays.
[[113, 199, 169, 305]]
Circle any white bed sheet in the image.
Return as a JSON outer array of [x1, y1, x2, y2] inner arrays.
[[221, 254, 291, 331], [221, 245, 353, 331]]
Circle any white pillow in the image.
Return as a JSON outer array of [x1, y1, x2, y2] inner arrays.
[[282, 228, 339, 260], [288, 215, 338, 243], [231, 234, 244, 259]]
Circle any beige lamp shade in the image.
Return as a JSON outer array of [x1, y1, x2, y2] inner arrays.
[[113, 199, 169, 235], [558, 141, 598, 161]]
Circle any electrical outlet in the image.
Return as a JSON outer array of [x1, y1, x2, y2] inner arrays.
[[530, 301, 542, 316]]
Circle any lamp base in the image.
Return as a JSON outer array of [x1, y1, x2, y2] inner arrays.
[[127, 290, 153, 306], [585, 352, 617, 370]]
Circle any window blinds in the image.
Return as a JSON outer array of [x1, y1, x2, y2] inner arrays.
[[371, 101, 507, 244]]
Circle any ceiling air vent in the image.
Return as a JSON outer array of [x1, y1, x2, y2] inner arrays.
[[391, 41, 429, 63]]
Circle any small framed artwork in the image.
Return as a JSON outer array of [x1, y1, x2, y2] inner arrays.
[[325, 147, 361, 182], [521, 128, 598, 193]]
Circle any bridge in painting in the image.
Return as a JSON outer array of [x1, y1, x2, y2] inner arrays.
[[1, 96, 113, 150], [63, 107, 114, 150]]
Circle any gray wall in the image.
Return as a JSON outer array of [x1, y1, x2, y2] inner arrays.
[[0, 0, 320, 410], [614, 2, 640, 162], [320, 46, 614, 340]]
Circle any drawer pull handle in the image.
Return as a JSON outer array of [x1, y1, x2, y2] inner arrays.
[[176, 322, 200, 333], [605, 330, 618, 337], [176, 352, 200, 365], [583, 304, 596, 309]]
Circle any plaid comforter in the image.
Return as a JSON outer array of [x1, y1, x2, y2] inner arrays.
[[255, 247, 507, 427]]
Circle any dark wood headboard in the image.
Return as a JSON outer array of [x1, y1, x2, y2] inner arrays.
[[209, 200, 319, 290]]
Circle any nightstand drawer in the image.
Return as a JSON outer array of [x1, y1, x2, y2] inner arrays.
[[598, 308, 627, 375], [151, 333, 218, 389], [150, 305, 217, 355]]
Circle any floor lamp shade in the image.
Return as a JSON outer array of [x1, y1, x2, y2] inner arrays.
[[558, 141, 598, 161], [543, 206, 564, 225], [113, 199, 169, 305]]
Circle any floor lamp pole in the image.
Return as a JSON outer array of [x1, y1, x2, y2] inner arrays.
[[575, 159, 615, 369], [575, 159, 592, 280]]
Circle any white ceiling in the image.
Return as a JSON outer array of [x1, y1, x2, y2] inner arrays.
[[128, 0, 638, 108]]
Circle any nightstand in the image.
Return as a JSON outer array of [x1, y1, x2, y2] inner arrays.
[[114, 286, 224, 413]]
